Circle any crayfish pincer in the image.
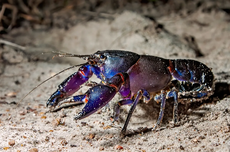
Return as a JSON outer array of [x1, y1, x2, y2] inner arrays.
[[47, 50, 214, 135]]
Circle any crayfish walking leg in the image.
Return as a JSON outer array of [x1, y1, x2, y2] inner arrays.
[[153, 89, 179, 131], [153, 90, 167, 131], [121, 90, 150, 135], [167, 89, 179, 124]]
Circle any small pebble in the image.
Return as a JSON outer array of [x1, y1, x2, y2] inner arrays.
[[114, 145, 123, 150], [29, 148, 38, 152], [8, 139, 15, 146], [99, 146, 104, 151], [103, 125, 111, 130], [26, 107, 36, 112], [88, 133, 95, 139], [180, 145, 184, 150], [81, 122, 87, 126], [3, 147, 9, 150], [45, 136, 50, 142], [61, 139, 68, 146], [52, 118, 61, 127], [6, 92, 17, 97], [41, 115, 47, 119], [19, 110, 27, 115]]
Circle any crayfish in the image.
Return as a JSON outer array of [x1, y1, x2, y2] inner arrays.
[[45, 50, 214, 135]]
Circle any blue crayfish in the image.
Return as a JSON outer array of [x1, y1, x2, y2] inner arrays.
[[47, 50, 214, 135]]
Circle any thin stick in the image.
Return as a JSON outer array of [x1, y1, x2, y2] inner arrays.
[[0, 39, 26, 50], [18, 63, 87, 105]]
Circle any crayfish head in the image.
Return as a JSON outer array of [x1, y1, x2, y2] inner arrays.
[[87, 51, 107, 66]]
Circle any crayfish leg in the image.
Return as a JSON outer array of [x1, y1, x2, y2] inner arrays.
[[167, 89, 179, 124], [121, 90, 150, 135], [113, 99, 134, 122], [113, 89, 151, 122], [153, 90, 167, 131], [153, 89, 179, 131]]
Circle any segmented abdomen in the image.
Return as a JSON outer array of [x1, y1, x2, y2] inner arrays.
[[169, 59, 214, 88], [168, 59, 214, 101]]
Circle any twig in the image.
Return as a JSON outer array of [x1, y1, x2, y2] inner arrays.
[[0, 39, 26, 50], [0, 4, 18, 30]]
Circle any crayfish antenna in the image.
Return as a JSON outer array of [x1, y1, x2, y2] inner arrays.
[[52, 52, 90, 60], [18, 63, 87, 105]]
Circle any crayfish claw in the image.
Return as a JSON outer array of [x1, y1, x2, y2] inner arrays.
[[47, 89, 66, 108], [74, 85, 117, 120], [56, 97, 74, 107]]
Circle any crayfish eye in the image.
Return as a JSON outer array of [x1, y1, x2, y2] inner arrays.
[[100, 54, 105, 59]]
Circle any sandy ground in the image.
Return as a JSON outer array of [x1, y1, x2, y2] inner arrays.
[[0, 4, 230, 152]]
